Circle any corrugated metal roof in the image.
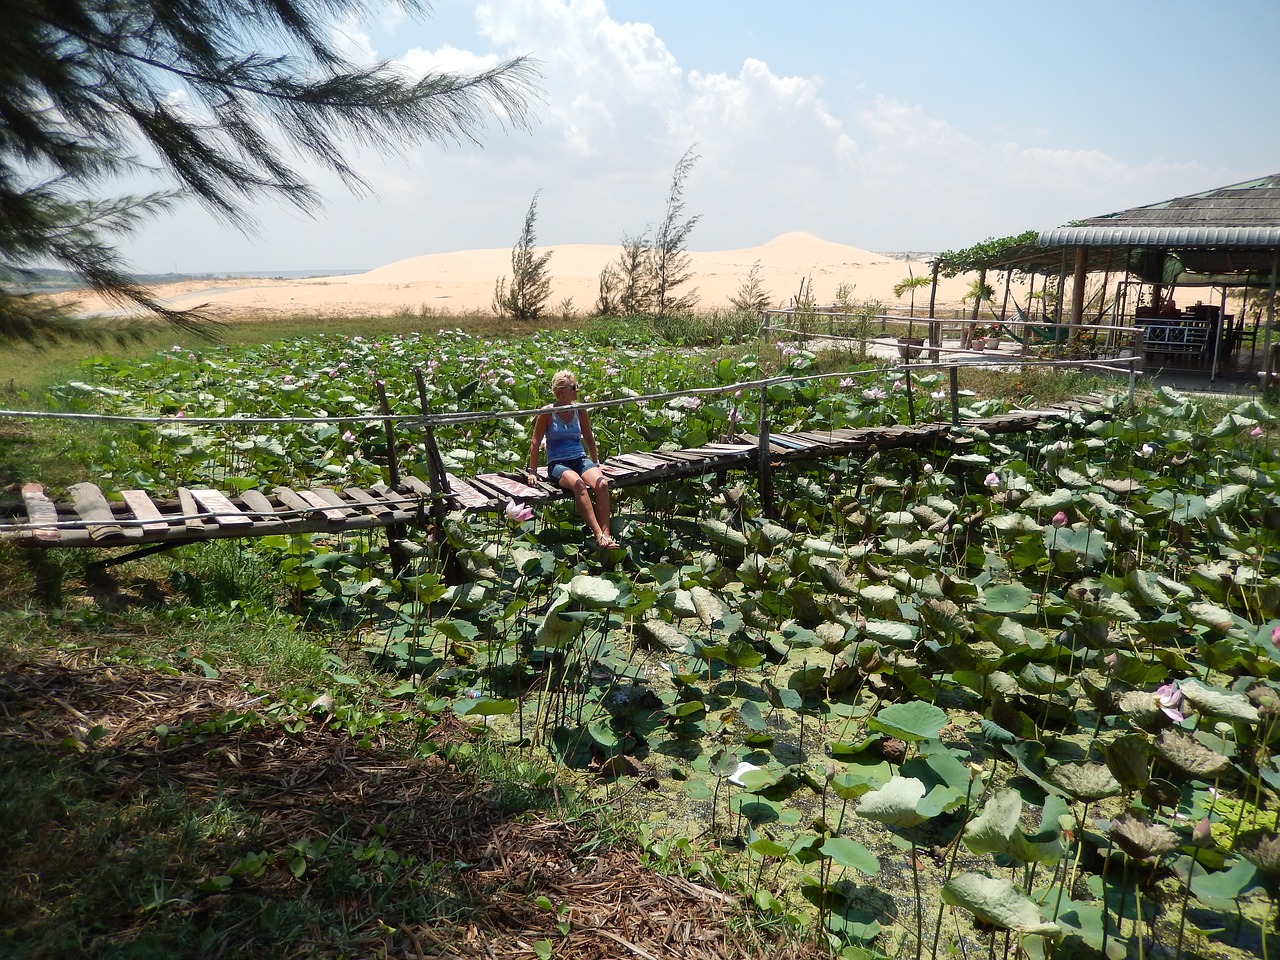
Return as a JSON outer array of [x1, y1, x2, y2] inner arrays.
[[1037, 173, 1280, 251], [1039, 225, 1280, 247]]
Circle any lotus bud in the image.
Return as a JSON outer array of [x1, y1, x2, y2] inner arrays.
[[1052, 511, 1068, 527], [1192, 817, 1214, 849]]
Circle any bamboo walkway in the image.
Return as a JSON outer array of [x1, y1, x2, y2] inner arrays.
[[0, 398, 1105, 552]]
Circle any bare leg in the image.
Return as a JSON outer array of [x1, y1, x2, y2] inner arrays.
[[557, 469, 608, 544], [581, 466, 613, 542]]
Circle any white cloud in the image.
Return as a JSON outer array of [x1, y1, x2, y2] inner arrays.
[[114, 0, 1229, 272]]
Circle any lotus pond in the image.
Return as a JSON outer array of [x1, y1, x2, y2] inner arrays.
[[45, 328, 1280, 959]]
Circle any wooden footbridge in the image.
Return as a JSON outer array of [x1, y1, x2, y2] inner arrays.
[[1, 395, 1109, 554]]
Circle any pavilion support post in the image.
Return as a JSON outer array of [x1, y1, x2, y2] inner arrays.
[[928, 259, 941, 363], [757, 382, 776, 519], [1054, 248, 1068, 357], [1267, 253, 1279, 356], [376, 380, 410, 575], [1070, 247, 1088, 332]]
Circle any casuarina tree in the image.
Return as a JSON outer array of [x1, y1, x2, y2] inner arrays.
[[0, 0, 539, 342]]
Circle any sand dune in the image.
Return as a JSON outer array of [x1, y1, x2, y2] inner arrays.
[[70, 232, 989, 320]]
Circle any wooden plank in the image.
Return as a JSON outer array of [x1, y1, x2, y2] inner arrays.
[[597, 461, 639, 477], [476, 473, 549, 500], [21, 483, 60, 542], [120, 490, 170, 534], [68, 482, 127, 541], [239, 489, 278, 519], [177, 487, 210, 532], [343, 486, 391, 516], [189, 488, 253, 526], [294, 489, 348, 522], [307, 487, 361, 517], [272, 486, 325, 519], [614, 453, 667, 472], [444, 474, 493, 509]]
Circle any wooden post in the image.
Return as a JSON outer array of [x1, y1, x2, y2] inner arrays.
[[757, 381, 776, 518], [928, 260, 941, 363], [949, 365, 960, 426], [414, 367, 463, 583], [414, 368, 450, 526], [376, 380, 409, 574]]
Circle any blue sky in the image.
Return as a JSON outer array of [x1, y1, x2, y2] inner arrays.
[[118, 0, 1280, 273]]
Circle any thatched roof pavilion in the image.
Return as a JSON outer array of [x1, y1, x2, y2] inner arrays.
[[987, 174, 1280, 379]]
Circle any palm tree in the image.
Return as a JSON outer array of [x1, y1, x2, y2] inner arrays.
[[892, 269, 932, 318], [0, 0, 540, 343]]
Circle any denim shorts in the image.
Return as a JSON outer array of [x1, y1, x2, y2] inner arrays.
[[548, 456, 597, 483]]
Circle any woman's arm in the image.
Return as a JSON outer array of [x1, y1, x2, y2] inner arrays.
[[580, 410, 599, 462], [527, 411, 549, 477]]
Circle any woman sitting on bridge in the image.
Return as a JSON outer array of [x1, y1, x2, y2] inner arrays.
[[526, 370, 618, 549]]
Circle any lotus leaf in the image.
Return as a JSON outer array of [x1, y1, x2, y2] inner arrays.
[[920, 597, 972, 637], [868, 700, 947, 742], [880, 509, 917, 531], [940, 872, 1061, 938], [755, 521, 794, 548], [1179, 677, 1259, 724], [1100, 733, 1152, 790], [858, 583, 899, 608], [690, 586, 723, 626], [801, 537, 846, 559], [700, 518, 748, 549], [813, 560, 860, 596], [819, 837, 881, 875], [1108, 812, 1179, 860], [1056, 466, 1092, 488], [637, 618, 690, 653], [1047, 762, 1121, 801], [661, 589, 698, 617], [568, 574, 623, 608], [1187, 602, 1239, 636], [1023, 488, 1074, 510], [441, 582, 493, 610], [881, 537, 936, 558], [857, 775, 927, 827], [861, 619, 915, 647], [1235, 829, 1280, 877], [1154, 729, 1232, 780], [963, 789, 1064, 864], [988, 513, 1044, 534], [981, 582, 1033, 613]]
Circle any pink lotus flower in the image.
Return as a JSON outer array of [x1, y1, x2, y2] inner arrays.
[[1052, 511, 1068, 527], [862, 387, 886, 401], [1139, 443, 1154, 458], [1154, 681, 1184, 721], [923, 463, 934, 475], [342, 430, 356, 443], [504, 499, 534, 523], [839, 377, 855, 388], [1271, 625, 1280, 649], [984, 472, 1001, 489], [1252, 426, 1265, 439]]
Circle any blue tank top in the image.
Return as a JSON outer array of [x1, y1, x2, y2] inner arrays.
[[545, 407, 585, 462]]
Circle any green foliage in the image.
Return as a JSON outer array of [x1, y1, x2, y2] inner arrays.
[[936, 230, 1039, 278]]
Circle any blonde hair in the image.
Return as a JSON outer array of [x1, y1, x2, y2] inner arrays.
[[551, 369, 577, 392]]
